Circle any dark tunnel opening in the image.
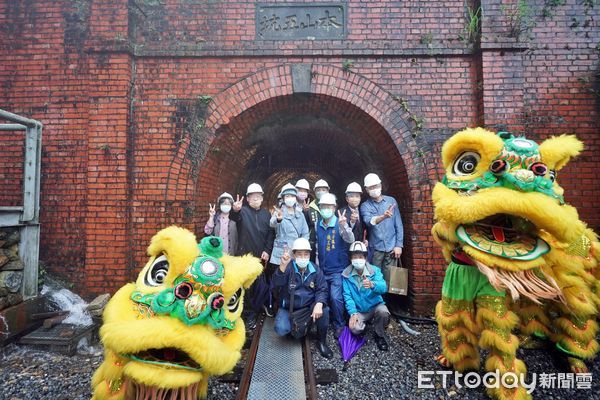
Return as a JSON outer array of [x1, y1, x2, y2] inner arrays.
[[196, 93, 412, 278]]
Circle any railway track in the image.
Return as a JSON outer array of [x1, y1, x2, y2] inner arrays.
[[234, 315, 318, 400]]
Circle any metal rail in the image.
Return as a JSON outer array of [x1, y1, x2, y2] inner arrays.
[[302, 335, 318, 400], [235, 316, 265, 400], [234, 316, 318, 400]]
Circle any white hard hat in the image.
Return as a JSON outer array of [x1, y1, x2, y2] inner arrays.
[[318, 193, 337, 206], [280, 183, 297, 197], [349, 241, 368, 254], [314, 179, 330, 190], [218, 192, 234, 203], [345, 182, 362, 194], [246, 183, 264, 195], [363, 173, 382, 187], [295, 179, 310, 191], [292, 237, 312, 252]]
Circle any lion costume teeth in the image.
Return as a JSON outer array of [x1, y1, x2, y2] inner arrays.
[[474, 260, 565, 305], [432, 128, 600, 400], [91, 226, 262, 400]]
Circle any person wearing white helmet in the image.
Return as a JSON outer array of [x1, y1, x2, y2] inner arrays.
[[267, 183, 310, 316], [342, 241, 390, 351], [360, 173, 404, 278], [295, 178, 311, 208], [315, 192, 355, 338], [303, 178, 330, 262], [204, 192, 238, 254], [230, 182, 275, 329], [341, 182, 367, 249], [272, 238, 333, 358]]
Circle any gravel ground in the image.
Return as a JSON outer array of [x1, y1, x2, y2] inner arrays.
[[1, 319, 599, 400], [311, 318, 600, 400]]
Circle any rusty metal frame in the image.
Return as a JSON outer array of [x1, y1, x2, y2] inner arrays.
[[0, 108, 42, 299]]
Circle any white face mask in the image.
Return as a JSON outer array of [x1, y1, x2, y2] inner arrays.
[[284, 197, 296, 208], [220, 204, 232, 213], [352, 259, 366, 271], [315, 190, 327, 200], [368, 188, 382, 198], [297, 191, 308, 201], [296, 257, 310, 269], [248, 197, 263, 209]]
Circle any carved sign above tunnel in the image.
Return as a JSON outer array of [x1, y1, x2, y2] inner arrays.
[[256, 3, 346, 40]]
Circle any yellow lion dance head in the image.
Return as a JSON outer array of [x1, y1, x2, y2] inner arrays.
[[91, 226, 262, 399], [433, 128, 600, 400], [432, 127, 598, 303]]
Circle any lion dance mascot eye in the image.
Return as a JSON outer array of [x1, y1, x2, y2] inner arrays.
[[91, 226, 262, 399], [432, 128, 600, 400]]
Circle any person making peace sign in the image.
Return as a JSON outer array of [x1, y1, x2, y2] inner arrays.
[[204, 192, 237, 254], [315, 193, 355, 338]]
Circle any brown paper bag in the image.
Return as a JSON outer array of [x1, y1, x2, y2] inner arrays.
[[383, 258, 408, 295]]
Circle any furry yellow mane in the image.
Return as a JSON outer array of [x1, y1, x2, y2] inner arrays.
[[91, 226, 262, 399]]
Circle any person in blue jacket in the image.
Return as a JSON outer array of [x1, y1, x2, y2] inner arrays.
[[272, 238, 334, 359], [360, 173, 404, 276], [342, 241, 390, 351], [316, 193, 355, 338]]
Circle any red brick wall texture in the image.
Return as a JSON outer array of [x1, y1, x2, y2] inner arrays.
[[0, 0, 598, 314]]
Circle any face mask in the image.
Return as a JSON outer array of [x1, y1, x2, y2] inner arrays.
[[352, 259, 366, 270], [297, 192, 308, 201], [315, 190, 327, 200], [249, 198, 262, 209], [368, 188, 382, 198], [320, 208, 334, 219], [284, 198, 296, 207], [220, 204, 232, 213], [296, 258, 309, 269]]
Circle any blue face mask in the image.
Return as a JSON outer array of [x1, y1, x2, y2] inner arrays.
[[320, 208, 334, 219], [295, 258, 310, 269]]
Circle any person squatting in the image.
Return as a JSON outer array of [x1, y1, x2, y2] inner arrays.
[[203, 173, 404, 358]]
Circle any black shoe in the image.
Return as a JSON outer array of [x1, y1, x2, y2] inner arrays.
[[374, 335, 388, 351], [317, 341, 333, 359], [263, 304, 275, 318], [245, 317, 257, 331]]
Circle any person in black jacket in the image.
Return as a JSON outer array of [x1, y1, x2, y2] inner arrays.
[[230, 183, 275, 329], [272, 238, 333, 359], [301, 178, 329, 262], [341, 182, 367, 245]]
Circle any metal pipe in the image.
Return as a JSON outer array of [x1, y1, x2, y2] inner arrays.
[[0, 109, 42, 128], [0, 124, 27, 131]]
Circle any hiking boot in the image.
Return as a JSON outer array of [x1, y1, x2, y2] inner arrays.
[[317, 340, 333, 359], [374, 335, 388, 351], [245, 316, 257, 331], [263, 303, 275, 318]]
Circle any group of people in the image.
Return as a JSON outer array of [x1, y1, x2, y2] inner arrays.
[[204, 173, 404, 358]]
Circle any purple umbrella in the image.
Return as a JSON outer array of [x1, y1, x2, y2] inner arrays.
[[338, 326, 366, 371]]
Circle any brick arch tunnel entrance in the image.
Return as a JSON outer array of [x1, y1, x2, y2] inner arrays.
[[200, 93, 410, 208], [171, 64, 440, 312], [196, 92, 413, 272]]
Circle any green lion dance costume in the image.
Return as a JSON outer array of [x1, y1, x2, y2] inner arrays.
[[432, 128, 600, 400], [91, 226, 262, 399]]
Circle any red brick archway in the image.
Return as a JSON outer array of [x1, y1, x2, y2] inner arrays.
[[164, 64, 442, 313]]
